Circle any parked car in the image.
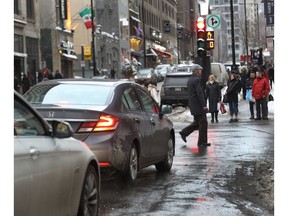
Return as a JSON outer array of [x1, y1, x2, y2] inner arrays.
[[155, 64, 172, 79], [23, 79, 175, 183], [134, 68, 160, 83], [211, 62, 229, 89], [14, 91, 100, 216], [160, 68, 192, 107]]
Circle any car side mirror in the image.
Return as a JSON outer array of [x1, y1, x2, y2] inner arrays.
[[160, 105, 173, 114], [51, 120, 73, 138]]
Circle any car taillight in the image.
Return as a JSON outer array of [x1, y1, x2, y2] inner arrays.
[[78, 114, 119, 133], [94, 114, 119, 132]]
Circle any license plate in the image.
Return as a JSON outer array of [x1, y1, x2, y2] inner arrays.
[[175, 87, 181, 91]]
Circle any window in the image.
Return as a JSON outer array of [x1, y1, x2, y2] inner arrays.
[[14, 0, 20, 15], [136, 87, 158, 113], [14, 98, 45, 136], [27, 0, 35, 20], [122, 87, 142, 111], [14, 34, 24, 53]]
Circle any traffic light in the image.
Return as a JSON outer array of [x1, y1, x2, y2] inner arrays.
[[196, 17, 206, 57]]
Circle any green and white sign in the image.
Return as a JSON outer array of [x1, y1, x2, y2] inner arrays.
[[206, 14, 221, 29]]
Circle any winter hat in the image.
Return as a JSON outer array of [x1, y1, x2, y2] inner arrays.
[[191, 64, 203, 71]]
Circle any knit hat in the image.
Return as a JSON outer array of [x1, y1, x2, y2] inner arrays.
[[191, 64, 203, 71]]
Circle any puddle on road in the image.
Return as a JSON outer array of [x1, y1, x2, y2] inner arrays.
[[220, 160, 274, 214]]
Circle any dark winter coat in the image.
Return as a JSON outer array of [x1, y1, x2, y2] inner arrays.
[[246, 77, 255, 90], [226, 79, 241, 102], [187, 74, 207, 115], [206, 81, 221, 112]]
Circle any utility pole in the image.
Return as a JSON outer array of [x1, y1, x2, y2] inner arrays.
[[243, 0, 249, 66], [141, 0, 146, 68], [230, 0, 237, 72], [91, 0, 98, 76]]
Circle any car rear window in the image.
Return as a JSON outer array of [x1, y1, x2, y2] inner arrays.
[[24, 83, 113, 106], [164, 76, 190, 86]]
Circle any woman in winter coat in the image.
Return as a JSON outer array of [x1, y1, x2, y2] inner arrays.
[[148, 79, 159, 104], [226, 72, 242, 122], [206, 75, 221, 123]]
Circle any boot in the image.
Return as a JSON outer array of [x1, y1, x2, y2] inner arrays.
[[215, 112, 219, 123], [211, 113, 214, 123]]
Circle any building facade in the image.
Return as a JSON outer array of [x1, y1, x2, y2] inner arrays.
[[14, 0, 41, 89]]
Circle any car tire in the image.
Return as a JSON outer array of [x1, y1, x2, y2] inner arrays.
[[123, 144, 138, 183], [155, 135, 174, 172], [77, 165, 100, 216]]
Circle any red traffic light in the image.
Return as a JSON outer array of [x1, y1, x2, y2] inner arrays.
[[196, 17, 205, 29]]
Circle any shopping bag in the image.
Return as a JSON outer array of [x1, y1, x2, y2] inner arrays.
[[268, 94, 274, 101], [246, 89, 255, 102], [220, 102, 227, 114], [222, 93, 228, 104], [217, 102, 221, 111]]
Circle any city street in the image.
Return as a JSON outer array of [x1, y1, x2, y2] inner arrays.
[[98, 95, 274, 216]]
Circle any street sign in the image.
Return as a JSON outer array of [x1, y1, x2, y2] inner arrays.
[[163, 20, 170, 32], [206, 14, 221, 29], [81, 60, 85, 67]]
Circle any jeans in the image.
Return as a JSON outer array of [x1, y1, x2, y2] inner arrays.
[[228, 101, 238, 117]]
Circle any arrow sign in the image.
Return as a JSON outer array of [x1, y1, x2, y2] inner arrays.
[[206, 14, 221, 29]]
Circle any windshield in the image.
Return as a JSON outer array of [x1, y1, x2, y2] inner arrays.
[[138, 69, 151, 75], [24, 83, 113, 106]]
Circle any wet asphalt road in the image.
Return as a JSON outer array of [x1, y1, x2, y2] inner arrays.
[[98, 99, 274, 216]]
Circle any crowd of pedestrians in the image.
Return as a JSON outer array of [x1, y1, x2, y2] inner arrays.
[[14, 68, 64, 94]]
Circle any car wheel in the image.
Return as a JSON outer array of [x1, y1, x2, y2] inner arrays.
[[155, 135, 174, 172], [77, 165, 100, 216], [123, 144, 138, 182]]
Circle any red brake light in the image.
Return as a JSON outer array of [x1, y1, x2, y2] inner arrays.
[[94, 114, 119, 132], [78, 122, 97, 132], [78, 114, 119, 133]]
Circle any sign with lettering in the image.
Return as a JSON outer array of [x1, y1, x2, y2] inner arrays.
[[59, 0, 67, 20]]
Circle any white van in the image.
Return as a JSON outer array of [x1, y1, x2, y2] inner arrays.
[[211, 63, 229, 88]]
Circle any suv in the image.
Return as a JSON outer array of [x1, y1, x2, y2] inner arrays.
[[211, 63, 229, 89], [160, 67, 192, 107]]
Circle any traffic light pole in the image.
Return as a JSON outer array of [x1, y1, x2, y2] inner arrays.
[[91, 0, 98, 76]]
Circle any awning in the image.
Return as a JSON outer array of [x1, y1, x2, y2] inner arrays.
[[14, 52, 28, 57], [130, 16, 141, 23], [146, 48, 157, 57], [62, 53, 78, 60], [151, 48, 172, 59], [131, 51, 143, 57]]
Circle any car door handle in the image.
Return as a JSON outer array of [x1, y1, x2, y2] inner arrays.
[[149, 117, 155, 125], [29, 147, 40, 159], [134, 118, 140, 123]]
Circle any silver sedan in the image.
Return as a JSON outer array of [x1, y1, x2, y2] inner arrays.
[[14, 91, 101, 216]]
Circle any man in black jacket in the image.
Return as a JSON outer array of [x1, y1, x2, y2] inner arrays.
[[179, 64, 211, 147]]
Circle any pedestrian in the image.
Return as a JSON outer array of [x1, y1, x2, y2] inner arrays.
[[147, 79, 159, 104], [21, 74, 31, 94], [46, 69, 54, 80], [268, 66, 274, 89], [246, 69, 256, 119], [240, 66, 248, 100], [14, 75, 20, 92], [252, 67, 270, 120], [226, 72, 242, 123], [179, 64, 210, 147], [54, 70, 63, 79], [110, 68, 116, 79], [206, 74, 221, 123]]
